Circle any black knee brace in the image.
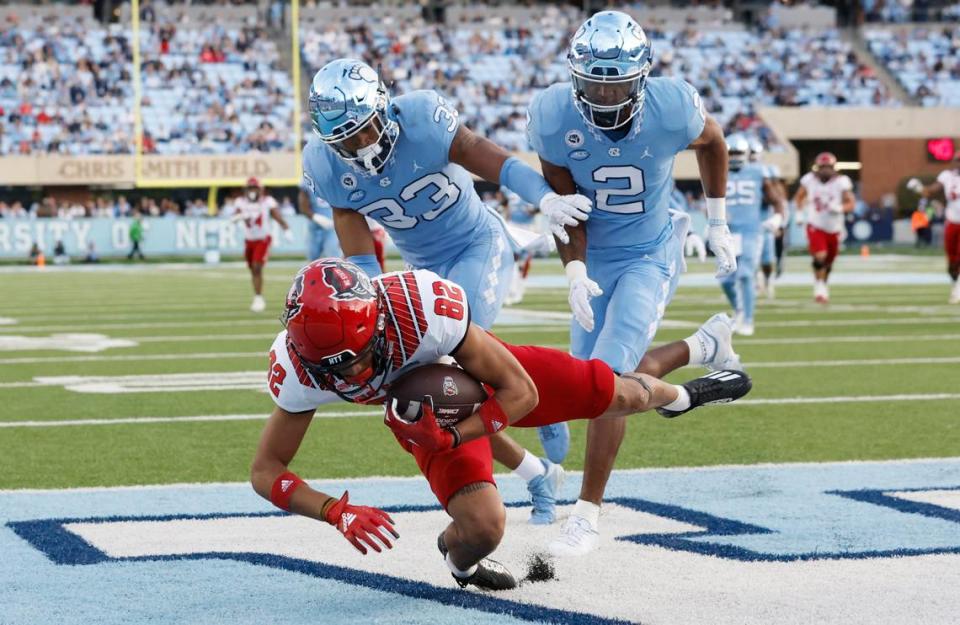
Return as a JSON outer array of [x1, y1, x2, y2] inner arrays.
[[812, 258, 825, 271]]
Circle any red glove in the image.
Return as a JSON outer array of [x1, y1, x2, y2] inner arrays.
[[384, 395, 460, 453], [323, 491, 399, 555]]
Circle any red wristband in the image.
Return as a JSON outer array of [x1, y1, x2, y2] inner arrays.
[[478, 398, 509, 434], [270, 471, 304, 511]]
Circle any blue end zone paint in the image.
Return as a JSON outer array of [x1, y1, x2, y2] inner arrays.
[[616, 488, 960, 561], [832, 486, 960, 525], [8, 505, 637, 625]]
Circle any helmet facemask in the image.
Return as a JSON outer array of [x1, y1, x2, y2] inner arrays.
[[311, 84, 398, 176], [569, 62, 650, 130]]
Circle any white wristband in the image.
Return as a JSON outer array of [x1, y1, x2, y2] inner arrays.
[[565, 259, 588, 283], [705, 197, 726, 226]]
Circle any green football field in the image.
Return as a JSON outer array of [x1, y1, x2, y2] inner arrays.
[[2, 254, 958, 491]]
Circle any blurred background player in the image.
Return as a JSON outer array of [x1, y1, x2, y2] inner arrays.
[[298, 185, 341, 261], [747, 136, 787, 298], [907, 151, 960, 303], [793, 152, 856, 304], [304, 58, 594, 524], [127, 211, 145, 261], [233, 177, 293, 312], [720, 135, 786, 336], [527, 11, 740, 555]]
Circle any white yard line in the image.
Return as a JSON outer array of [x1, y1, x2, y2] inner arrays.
[[2, 391, 958, 429], [0, 411, 380, 428], [738, 393, 960, 405], [0, 351, 263, 365]]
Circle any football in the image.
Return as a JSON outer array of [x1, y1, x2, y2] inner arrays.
[[387, 363, 488, 427]]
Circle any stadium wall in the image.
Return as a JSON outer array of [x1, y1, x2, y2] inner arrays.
[[0, 216, 311, 259], [0, 154, 298, 187]]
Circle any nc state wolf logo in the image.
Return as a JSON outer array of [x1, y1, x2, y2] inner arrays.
[[322, 264, 375, 301], [282, 273, 305, 325]]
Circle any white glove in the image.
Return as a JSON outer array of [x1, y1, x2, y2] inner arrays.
[[565, 260, 602, 332], [906, 178, 924, 194], [283, 228, 295, 243], [762, 213, 783, 233], [311, 213, 334, 229], [539, 192, 592, 245], [793, 205, 806, 226], [708, 224, 738, 278]]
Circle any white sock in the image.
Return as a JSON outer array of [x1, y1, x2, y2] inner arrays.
[[572, 499, 601, 529], [683, 334, 707, 366], [445, 553, 478, 578], [513, 450, 546, 482], [661, 385, 691, 411]]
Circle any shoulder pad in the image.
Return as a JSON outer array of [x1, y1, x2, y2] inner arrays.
[[393, 89, 458, 145], [648, 77, 699, 133], [528, 84, 570, 137]]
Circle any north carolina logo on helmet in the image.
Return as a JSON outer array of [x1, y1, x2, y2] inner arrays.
[[322, 264, 376, 301]]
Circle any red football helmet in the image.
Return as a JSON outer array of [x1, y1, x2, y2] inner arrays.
[[246, 176, 262, 188], [282, 258, 389, 388], [813, 152, 837, 169]]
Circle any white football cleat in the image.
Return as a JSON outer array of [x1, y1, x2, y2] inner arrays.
[[813, 282, 829, 304], [736, 321, 755, 337], [766, 278, 776, 300], [548, 514, 599, 557], [250, 295, 266, 313], [949, 282, 960, 304], [697, 313, 742, 371]]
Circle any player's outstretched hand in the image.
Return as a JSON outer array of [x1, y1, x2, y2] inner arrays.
[[283, 229, 295, 243], [762, 213, 783, 233], [906, 178, 924, 194], [540, 192, 592, 244], [708, 224, 738, 278], [565, 260, 602, 332], [311, 213, 334, 229], [383, 396, 457, 452], [323, 491, 399, 555]]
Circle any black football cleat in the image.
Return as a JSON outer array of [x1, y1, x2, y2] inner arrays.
[[657, 369, 752, 418], [437, 532, 517, 591]]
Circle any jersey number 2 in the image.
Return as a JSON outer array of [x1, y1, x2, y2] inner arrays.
[[593, 165, 646, 213], [433, 281, 465, 320]]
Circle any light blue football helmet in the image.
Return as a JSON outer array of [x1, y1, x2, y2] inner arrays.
[[747, 135, 764, 163], [308, 58, 399, 175], [567, 10, 653, 130], [726, 133, 751, 171]]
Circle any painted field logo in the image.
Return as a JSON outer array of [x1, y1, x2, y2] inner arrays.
[[7, 460, 960, 625]]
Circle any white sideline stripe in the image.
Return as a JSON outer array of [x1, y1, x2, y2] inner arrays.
[[3, 392, 958, 429], [0, 411, 381, 428], [761, 316, 960, 328]]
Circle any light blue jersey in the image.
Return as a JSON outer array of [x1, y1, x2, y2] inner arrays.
[[726, 165, 767, 234], [527, 77, 705, 372], [302, 89, 512, 328], [528, 77, 706, 257], [721, 165, 767, 325], [303, 89, 502, 269]]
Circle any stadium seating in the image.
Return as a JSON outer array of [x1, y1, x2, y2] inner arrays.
[[865, 26, 960, 106], [300, 10, 896, 152], [0, 13, 134, 155]]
